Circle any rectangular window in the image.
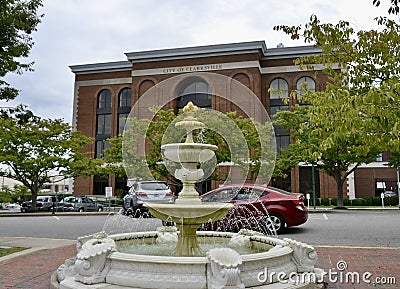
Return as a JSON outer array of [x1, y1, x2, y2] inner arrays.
[[96, 140, 110, 159], [97, 114, 112, 135], [118, 113, 129, 135]]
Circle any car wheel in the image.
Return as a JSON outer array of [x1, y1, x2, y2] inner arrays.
[[260, 213, 285, 234], [125, 208, 134, 216], [79, 208, 84, 212]]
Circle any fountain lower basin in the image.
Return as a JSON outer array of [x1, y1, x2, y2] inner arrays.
[[53, 229, 325, 289]]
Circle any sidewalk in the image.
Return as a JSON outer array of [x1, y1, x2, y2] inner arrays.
[[0, 236, 399, 289], [0, 237, 75, 289]]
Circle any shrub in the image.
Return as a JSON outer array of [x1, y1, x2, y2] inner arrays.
[[351, 199, 363, 206], [364, 197, 373, 206], [320, 198, 330, 206], [331, 198, 337, 206], [385, 196, 399, 206], [372, 197, 381, 206], [343, 199, 350, 206]]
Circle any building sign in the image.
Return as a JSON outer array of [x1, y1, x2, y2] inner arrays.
[[131, 61, 261, 77], [162, 64, 223, 74]]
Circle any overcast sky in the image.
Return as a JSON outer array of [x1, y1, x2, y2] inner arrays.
[[1, 0, 392, 123]]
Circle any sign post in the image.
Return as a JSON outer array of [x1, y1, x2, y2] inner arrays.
[[306, 193, 311, 209], [380, 192, 385, 208], [105, 187, 113, 211]]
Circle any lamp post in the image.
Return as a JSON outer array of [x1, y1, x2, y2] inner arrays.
[[397, 167, 400, 209], [311, 163, 316, 209]]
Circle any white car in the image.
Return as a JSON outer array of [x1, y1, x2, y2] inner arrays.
[[2, 203, 21, 211], [383, 191, 397, 197], [123, 181, 174, 216]]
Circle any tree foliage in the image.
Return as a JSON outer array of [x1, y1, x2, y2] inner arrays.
[[0, 105, 94, 210], [0, 0, 43, 100], [373, 0, 399, 15], [273, 6, 400, 207]]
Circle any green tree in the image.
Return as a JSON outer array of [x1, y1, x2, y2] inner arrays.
[[0, 0, 43, 100], [0, 106, 94, 211], [273, 6, 400, 207]]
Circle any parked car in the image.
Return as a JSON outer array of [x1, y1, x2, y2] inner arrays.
[[58, 196, 104, 212], [122, 181, 174, 216], [2, 203, 21, 211], [21, 196, 59, 212], [199, 185, 308, 234], [383, 191, 397, 197]]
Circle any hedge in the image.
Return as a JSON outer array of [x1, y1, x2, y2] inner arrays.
[[315, 196, 399, 207]]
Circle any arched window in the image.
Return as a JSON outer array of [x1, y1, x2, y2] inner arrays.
[[118, 88, 131, 108], [269, 78, 288, 100], [97, 89, 112, 109], [177, 79, 211, 110], [296, 76, 316, 94]]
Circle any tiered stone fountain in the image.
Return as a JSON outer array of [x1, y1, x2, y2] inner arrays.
[[147, 102, 233, 256], [52, 103, 325, 289]]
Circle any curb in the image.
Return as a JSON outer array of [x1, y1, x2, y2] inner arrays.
[[0, 211, 119, 217], [0, 247, 45, 264], [307, 208, 400, 213]]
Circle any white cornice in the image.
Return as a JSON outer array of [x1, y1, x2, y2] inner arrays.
[[125, 41, 268, 63], [70, 61, 131, 75]]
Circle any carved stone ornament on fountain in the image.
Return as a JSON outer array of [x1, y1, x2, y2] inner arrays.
[[207, 247, 245, 289]]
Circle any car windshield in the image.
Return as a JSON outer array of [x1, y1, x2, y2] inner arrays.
[[140, 182, 169, 190]]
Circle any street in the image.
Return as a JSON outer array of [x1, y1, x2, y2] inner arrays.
[[0, 210, 399, 247], [280, 210, 400, 247]]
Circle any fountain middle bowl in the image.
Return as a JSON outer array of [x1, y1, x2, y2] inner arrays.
[[145, 202, 234, 224], [161, 143, 218, 163]]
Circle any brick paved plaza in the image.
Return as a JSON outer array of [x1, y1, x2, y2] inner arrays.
[[0, 244, 398, 289]]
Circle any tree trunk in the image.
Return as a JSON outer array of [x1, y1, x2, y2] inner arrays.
[[334, 175, 345, 208], [30, 186, 39, 212]]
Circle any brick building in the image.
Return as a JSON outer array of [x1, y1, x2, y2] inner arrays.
[[69, 41, 397, 198]]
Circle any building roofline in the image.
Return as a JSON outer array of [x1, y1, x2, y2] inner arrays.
[[125, 41, 268, 63], [264, 45, 321, 60], [69, 61, 131, 74]]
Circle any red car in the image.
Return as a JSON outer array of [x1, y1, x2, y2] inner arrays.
[[200, 185, 308, 234]]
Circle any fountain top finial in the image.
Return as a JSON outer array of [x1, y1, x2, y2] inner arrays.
[[182, 101, 198, 113], [175, 102, 205, 135]]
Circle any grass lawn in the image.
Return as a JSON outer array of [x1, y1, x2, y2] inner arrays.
[[0, 247, 28, 257]]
